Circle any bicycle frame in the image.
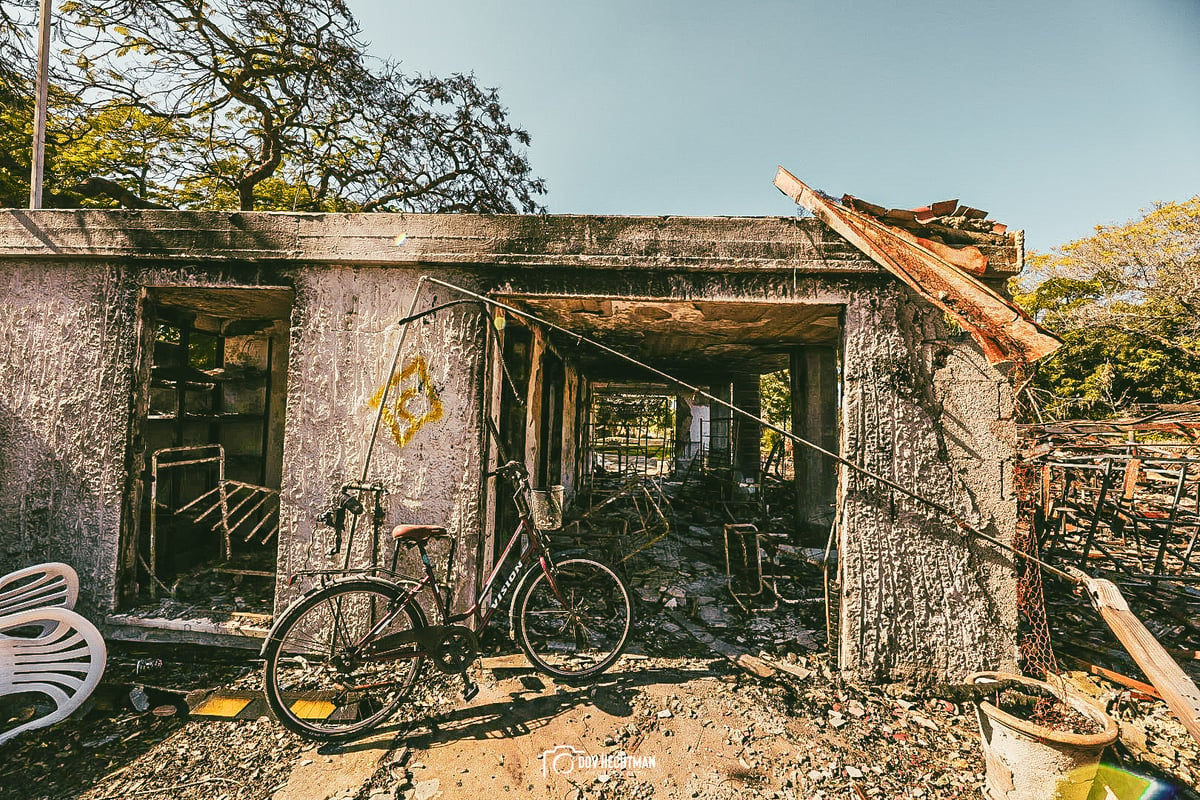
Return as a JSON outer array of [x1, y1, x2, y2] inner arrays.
[[307, 478, 563, 666]]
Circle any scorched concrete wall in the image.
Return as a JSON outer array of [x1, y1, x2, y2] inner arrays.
[[276, 267, 488, 608], [839, 281, 1019, 684], [0, 209, 1023, 685], [0, 257, 280, 614]]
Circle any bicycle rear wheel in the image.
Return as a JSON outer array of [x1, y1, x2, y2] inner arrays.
[[513, 557, 633, 681], [262, 578, 425, 739]]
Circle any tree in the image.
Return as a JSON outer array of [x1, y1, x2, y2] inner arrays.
[[0, 0, 37, 206], [2, 0, 545, 212], [0, 1, 34, 99], [759, 369, 790, 456], [1014, 198, 1200, 419]]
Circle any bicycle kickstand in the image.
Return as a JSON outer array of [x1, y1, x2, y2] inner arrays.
[[461, 669, 479, 702]]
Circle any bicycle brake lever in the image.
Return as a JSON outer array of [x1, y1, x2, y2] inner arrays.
[[340, 493, 365, 515]]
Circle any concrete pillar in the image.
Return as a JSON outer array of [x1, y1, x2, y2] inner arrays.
[[837, 290, 1018, 685], [674, 392, 694, 474], [732, 372, 761, 482], [791, 347, 838, 535]]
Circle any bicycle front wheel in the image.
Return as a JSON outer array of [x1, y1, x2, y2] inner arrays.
[[262, 579, 425, 740], [513, 557, 633, 681]]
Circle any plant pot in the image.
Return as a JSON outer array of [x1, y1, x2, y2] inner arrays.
[[969, 671, 1119, 800]]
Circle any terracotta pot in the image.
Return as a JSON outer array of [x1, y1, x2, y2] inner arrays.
[[969, 671, 1119, 800]]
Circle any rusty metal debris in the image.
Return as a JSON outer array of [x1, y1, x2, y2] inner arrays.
[[1022, 438, 1200, 584], [1024, 402, 1200, 443], [180, 480, 281, 548], [566, 476, 672, 566], [1018, 419, 1200, 744], [1068, 565, 1200, 744], [148, 445, 279, 600], [773, 166, 1062, 365], [724, 523, 764, 610]]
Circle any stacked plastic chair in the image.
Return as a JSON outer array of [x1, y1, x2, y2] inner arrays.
[[0, 563, 107, 745]]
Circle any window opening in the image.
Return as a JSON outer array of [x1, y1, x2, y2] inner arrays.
[[587, 388, 676, 485]]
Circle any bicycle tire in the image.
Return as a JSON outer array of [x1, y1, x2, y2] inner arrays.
[[513, 557, 634, 681], [262, 578, 426, 739]]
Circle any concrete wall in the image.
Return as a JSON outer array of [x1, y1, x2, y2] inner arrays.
[[838, 280, 1019, 685], [274, 268, 489, 607], [0, 210, 1021, 684], [0, 259, 276, 614]]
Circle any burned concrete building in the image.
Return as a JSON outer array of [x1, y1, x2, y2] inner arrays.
[[0, 175, 1053, 685]]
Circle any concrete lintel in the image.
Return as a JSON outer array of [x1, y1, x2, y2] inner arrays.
[[0, 209, 881, 274]]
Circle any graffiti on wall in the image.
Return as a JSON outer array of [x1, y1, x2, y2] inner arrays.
[[369, 356, 444, 449]]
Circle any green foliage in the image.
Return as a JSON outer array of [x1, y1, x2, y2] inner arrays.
[[591, 394, 674, 439], [1014, 198, 1200, 419], [759, 369, 790, 453], [0, 87, 32, 207]]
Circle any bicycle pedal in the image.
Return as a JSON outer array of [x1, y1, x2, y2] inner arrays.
[[461, 679, 479, 702]]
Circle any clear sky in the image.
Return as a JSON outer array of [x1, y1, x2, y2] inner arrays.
[[348, 0, 1200, 254]]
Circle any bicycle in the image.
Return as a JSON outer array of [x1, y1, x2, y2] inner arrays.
[[261, 460, 635, 740]]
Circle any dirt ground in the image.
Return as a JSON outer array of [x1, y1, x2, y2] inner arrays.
[[379, 654, 986, 800], [5, 615, 1199, 800], [4, 472, 1200, 799], [0, 646, 983, 800]]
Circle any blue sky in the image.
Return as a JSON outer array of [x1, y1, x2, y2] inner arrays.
[[349, 0, 1200, 254]]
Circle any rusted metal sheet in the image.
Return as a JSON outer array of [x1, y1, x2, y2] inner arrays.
[[774, 167, 1061, 365], [898, 228, 989, 277]]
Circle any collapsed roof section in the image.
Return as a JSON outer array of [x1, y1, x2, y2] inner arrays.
[[774, 166, 1062, 365]]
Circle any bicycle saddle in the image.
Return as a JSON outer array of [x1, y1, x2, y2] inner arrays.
[[390, 524, 447, 542]]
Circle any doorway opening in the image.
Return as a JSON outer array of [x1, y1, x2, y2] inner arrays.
[[114, 286, 292, 645]]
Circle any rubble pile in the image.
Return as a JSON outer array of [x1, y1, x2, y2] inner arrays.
[[1108, 687, 1200, 786], [168, 551, 276, 615], [6, 463, 1200, 798], [566, 475, 827, 652], [0, 644, 267, 800], [565, 656, 989, 800], [1015, 427, 1200, 689]]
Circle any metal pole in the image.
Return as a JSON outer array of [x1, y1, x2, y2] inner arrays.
[[30, 0, 52, 209], [360, 276, 429, 481]]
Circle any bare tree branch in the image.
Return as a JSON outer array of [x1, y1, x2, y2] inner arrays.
[[2, 0, 545, 211]]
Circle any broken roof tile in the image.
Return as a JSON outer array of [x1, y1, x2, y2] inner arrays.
[[774, 166, 1062, 365]]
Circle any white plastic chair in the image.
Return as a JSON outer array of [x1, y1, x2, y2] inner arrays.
[[0, 562, 79, 615], [0, 606, 107, 746]]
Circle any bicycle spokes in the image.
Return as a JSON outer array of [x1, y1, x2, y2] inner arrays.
[[515, 558, 633, 679], [263, 580, 426, 739]]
